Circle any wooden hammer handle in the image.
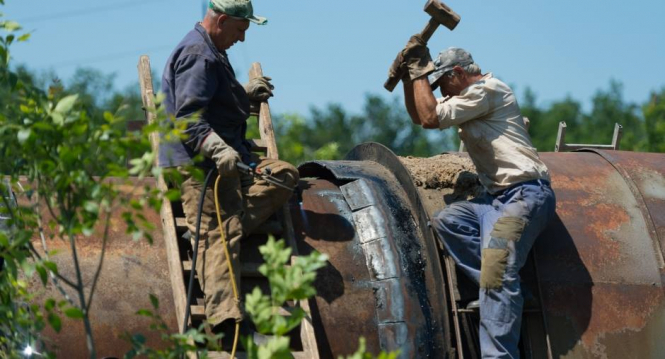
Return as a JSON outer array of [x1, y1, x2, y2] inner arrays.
[[384, 18, 440, 92]]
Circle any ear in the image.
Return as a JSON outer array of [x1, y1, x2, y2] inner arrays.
[[217, 13, 229, 27], [452, 66, 465, 76]]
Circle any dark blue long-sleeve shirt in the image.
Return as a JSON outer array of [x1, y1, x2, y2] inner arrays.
[[159, 23, 251, 168]]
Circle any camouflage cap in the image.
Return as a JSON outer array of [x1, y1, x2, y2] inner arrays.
[[429, 47, 474, 90], [209, 0, 267, 25]]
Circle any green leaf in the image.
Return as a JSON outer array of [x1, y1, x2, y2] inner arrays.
[[84, 201, 99, 214], [44, 298, 56, 312], [164, 188, 181, 201], [132, 334, 146, 345], [0, 232, 9, 247], [3, 21, 21, 31], [47, 313, 62, 332], [17, 33, 30, 42], [135, 309, 153, 317], [149, 293, 159, 309], [9, 72, 18, 89], [43, 261, 58, 275], [17, 128, 31, 143], [54, 94, 78, 114], [35, 265, 47, 285], [51, 112, 64, 126], [64, 307, 85, 319]]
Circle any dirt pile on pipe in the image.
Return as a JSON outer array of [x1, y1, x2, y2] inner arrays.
[[399, 153, 484, 208]]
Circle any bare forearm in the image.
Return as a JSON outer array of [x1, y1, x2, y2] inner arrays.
[[404, 81, 421, 125], [413, 78, 439, 129], [404, 79, 437, 127]]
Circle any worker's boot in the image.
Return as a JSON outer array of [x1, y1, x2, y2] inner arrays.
[[466, 300, 480, 311]]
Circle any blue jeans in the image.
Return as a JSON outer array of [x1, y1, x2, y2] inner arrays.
[[433, 179, 556, 358]]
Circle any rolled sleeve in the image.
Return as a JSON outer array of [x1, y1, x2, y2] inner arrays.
[[436, 85, 490, 129], [174, 54, 219, 152]]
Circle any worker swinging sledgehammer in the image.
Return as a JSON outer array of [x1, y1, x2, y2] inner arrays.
[[388, 2, 557, 356], [159, 0, 299, 350]]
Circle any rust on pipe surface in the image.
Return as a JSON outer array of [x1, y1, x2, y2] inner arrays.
[[536, 151, 665, 358], [398, 149, 665, 358], [26, 148, 665, 358], [27, 178, 177, 358]]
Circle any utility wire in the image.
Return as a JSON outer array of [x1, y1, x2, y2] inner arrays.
[[19, 0, 164, 24], [50, 44, 173, 70]]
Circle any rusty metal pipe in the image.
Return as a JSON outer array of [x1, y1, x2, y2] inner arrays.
[[292, 143, 665, 358], [31, 144, 665, 358]]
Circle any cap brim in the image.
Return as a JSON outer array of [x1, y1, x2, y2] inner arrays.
[[248, 15, 267, 25], [429, 69, 444, 90]]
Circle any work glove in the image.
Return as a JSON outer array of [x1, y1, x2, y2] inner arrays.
[[200, 132, 241, 178], [244, 76, 274, 102], [402, 35, 435, 81], [388, 50, 408, 81]]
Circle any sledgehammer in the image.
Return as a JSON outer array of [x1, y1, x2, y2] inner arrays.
[[384, 0, 461, 92]]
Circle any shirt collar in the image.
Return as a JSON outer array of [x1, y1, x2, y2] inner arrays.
[[459, 72, 493, 96], [194, 22, 229, 61]]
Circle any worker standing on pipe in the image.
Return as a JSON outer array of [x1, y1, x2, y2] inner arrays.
[[397, 40, 556, 358], [159, 0, 298, 345]]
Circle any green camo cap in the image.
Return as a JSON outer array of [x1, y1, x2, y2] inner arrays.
[[209, 0, 267, 25]]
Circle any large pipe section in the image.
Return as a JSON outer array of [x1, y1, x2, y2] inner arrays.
[[27, 179, 178, 358], [28, 143, 665, 358], [292, 143, 665, 358]]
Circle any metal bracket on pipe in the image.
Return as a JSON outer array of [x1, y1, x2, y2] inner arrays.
[[554, 122, 623, 152]]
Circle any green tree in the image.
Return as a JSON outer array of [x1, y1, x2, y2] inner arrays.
[[643, 88, 665, 153], [521, 87, 586, 151], [579, 80, 647, 151], [355, 94, 446, 156], [272, 94, 457, 166], [0, 11, 176, 357]]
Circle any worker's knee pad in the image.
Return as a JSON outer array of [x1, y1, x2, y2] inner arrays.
[[480, 248, 509, 289], [491, 216, 526, 242], [481, 216, 526, 289]]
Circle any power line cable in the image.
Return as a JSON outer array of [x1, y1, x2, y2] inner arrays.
[[19, 0, 164, 24], [50, 44, 173, 70]]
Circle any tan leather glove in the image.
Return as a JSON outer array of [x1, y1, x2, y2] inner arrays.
[[402, 35, 435, 81], [200, 132, 241, 178], [244, 76, 274, 102], [388, 50, 408, 80]]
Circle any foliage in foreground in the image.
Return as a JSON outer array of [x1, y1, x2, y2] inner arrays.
[[0, 9, 187, 358], [125, 238, 329, 359], [124, 237, 396, 359]]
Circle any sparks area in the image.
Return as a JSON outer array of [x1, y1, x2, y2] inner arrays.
[[22, 345, 33, 356]]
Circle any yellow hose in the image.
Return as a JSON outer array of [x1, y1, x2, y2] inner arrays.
[[213, 175, 241, 357]]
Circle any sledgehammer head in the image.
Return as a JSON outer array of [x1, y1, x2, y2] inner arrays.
[[424, 0, 461, 31], [383, 0, 461, 92]]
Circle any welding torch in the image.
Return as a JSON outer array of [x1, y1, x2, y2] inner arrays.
[[236, 162, 295, 192]]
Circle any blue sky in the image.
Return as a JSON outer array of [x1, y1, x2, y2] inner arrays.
[[5, 0, 665, 116]]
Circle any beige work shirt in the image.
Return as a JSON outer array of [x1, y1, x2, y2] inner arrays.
[[436, 73, 550, 194]]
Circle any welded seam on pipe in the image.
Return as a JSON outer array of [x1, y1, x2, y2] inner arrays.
[[578, 149, 665, 268]]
